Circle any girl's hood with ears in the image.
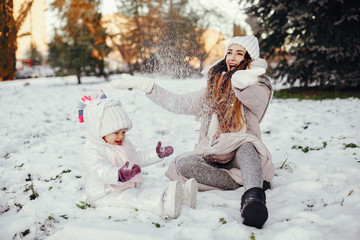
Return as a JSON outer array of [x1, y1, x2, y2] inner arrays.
[[78, 94, 133, 141]]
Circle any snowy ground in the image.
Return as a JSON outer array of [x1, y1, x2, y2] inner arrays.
[[0, 75, 359, 240]]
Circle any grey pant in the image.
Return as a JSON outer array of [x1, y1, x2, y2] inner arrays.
[[176, 142, 263, 191]]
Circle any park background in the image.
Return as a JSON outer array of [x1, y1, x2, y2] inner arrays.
[[1, 0, 360, 239]]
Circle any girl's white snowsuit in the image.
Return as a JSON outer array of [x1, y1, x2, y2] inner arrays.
[[81, 101, 167, 215]]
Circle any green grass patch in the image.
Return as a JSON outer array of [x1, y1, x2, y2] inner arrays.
[[250, 233, 256, 240], [75, 201, 91, 209], [344, 143, 359, 149], [292, 145, 324, 153], [219, 217, 227, 224], [273, 86, 360, 100]]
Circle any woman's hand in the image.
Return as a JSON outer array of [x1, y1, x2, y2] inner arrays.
[[249, 58, 268, 70], [111, 74, 155, 93], [231, 68, 265, 90]]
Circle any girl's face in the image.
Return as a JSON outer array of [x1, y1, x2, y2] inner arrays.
[[226, 44, 247, 71], [103, 128, 127, 145]]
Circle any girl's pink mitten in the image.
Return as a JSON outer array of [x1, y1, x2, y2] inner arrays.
[[118, 161, 141, 182], [156, 141, 174, 158]]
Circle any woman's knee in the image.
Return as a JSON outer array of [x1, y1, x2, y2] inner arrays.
[[233, 142, 260, 169], [176, 155, 203, 174], [236, 142, 258, 157], [238, 142, 255, 151]]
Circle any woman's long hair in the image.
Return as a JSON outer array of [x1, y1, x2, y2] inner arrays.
[[205, 52, 252, 133]]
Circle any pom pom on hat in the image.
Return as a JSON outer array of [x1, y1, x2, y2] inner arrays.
[[225, 36, 260, 60]]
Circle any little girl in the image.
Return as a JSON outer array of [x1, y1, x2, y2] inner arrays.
[[78, 91, 198, 218]]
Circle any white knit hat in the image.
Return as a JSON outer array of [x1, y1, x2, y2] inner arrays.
[[82, 96, 133, 138], [224, 36, 260, 60], [99, 100, 133, 137]]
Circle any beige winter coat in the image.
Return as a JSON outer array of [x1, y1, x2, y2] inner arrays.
[[146, 74, 274, 190]]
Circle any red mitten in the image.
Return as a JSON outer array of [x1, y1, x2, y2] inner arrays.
[[118, 161, 141, 182], [156, 141, 174, 158]]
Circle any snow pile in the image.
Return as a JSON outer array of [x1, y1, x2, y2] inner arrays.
[[0, 75, 359, 240]]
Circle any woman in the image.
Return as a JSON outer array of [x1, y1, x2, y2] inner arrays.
[[111, 36, 274, 229]]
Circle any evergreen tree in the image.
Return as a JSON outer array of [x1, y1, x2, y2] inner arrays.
[[241, 0, 360, 88], [49, 0, 110, 84], [114, 0, 208, 78], [0, 0, 33, 80], [27, 43, 43, 66]]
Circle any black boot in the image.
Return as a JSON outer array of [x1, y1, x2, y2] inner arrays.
[[240, 187, 268, 229]]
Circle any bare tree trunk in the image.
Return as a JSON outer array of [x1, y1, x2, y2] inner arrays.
[[77, 74, 81, 84], [0, 0, 33, 80]]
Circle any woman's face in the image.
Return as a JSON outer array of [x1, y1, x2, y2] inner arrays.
[[226, 44, 246, 71]]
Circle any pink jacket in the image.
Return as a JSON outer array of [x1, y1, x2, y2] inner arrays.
[[146, 74, 274, 190]]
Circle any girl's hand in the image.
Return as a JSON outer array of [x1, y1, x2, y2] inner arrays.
[[118, 161, 141, 182], [249, 58, 268, 70]]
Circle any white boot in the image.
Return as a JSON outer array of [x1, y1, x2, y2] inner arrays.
[[162, 181, 183, 219], [182, 178, 198, 209]]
